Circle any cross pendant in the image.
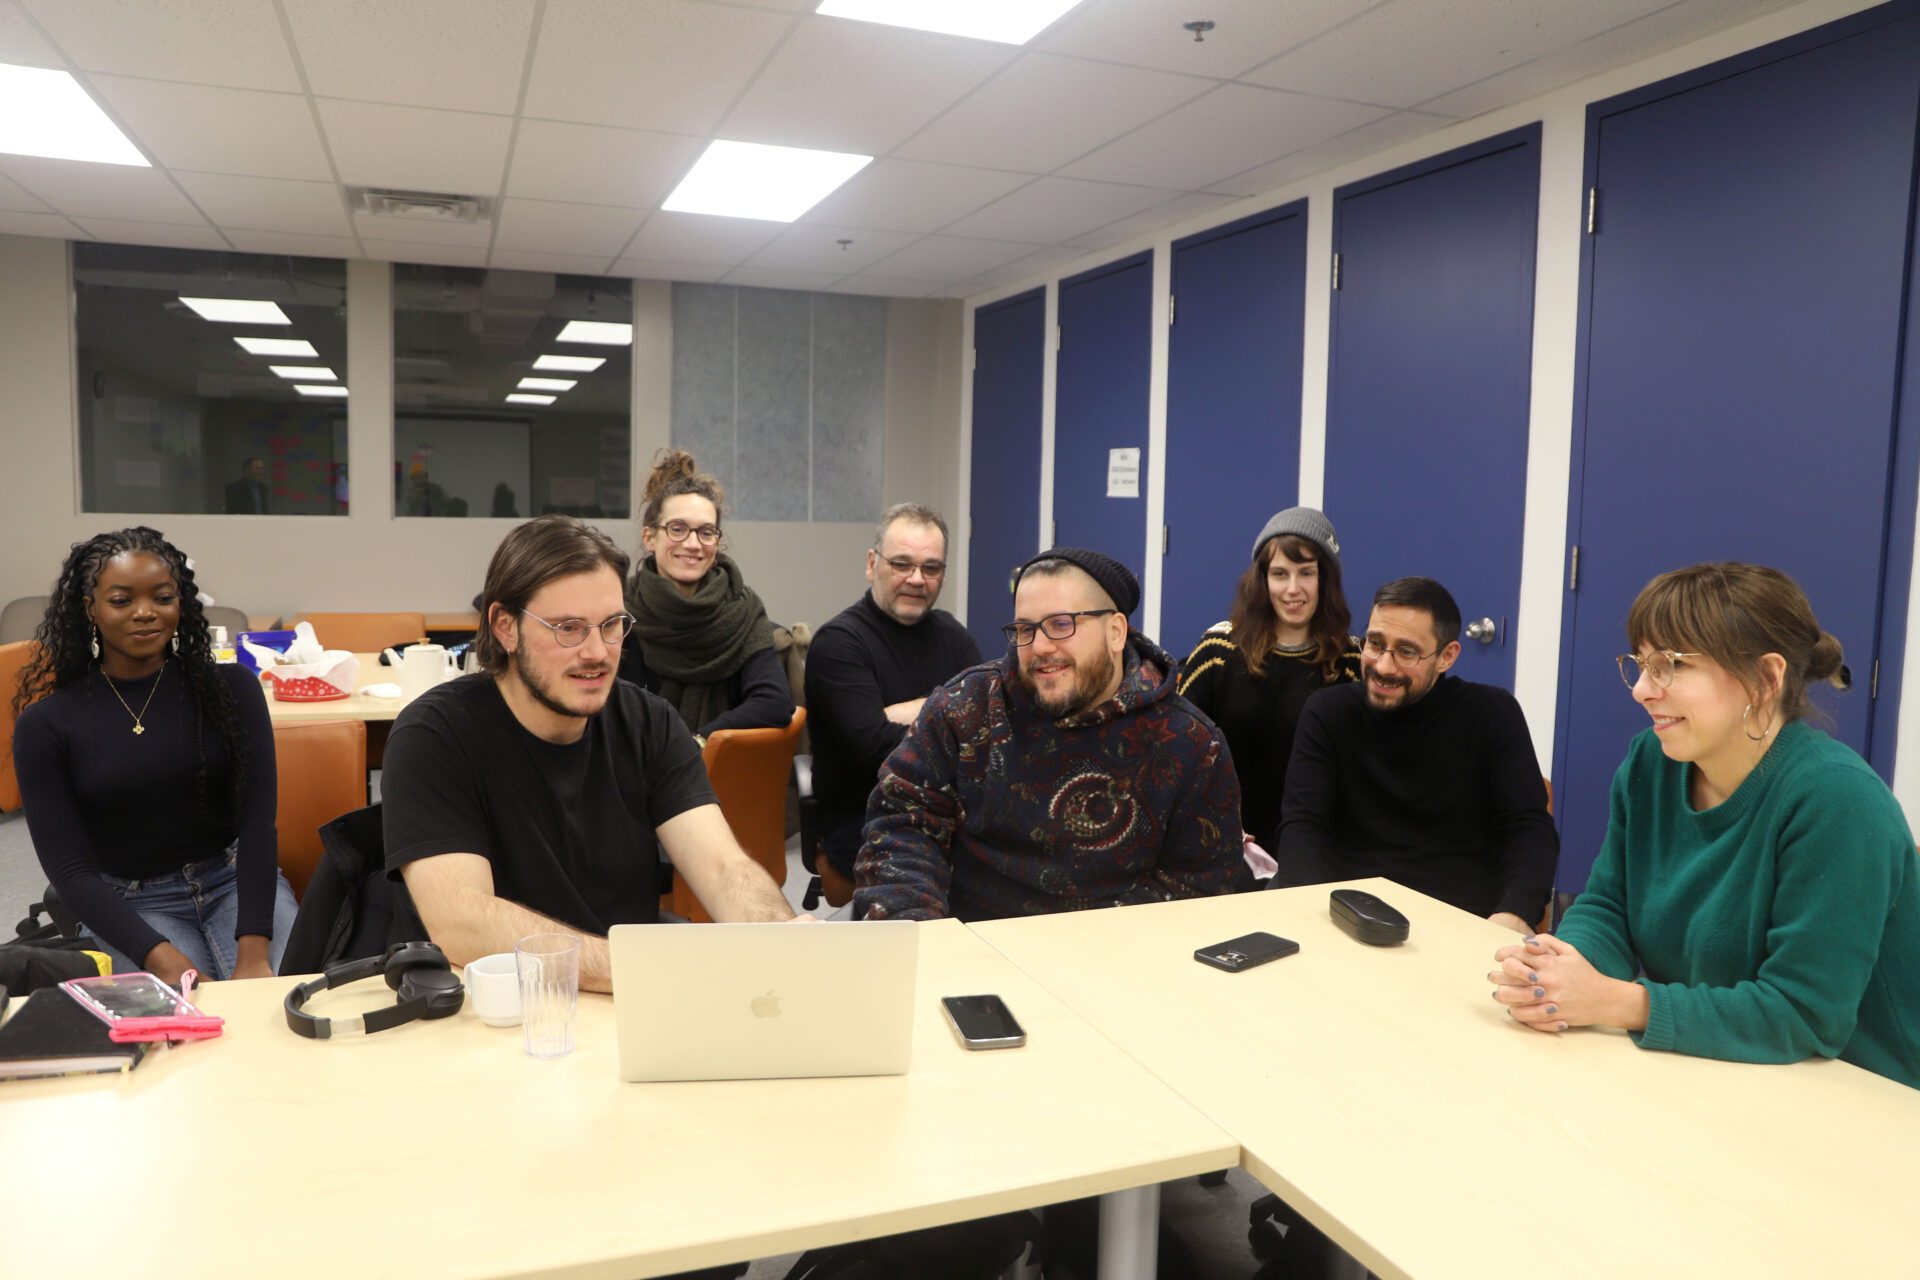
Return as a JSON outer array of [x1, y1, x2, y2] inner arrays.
[[133, 725, 145, 735]]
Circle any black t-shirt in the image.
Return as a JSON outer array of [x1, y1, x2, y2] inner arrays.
[[381, 673, 716, 935]]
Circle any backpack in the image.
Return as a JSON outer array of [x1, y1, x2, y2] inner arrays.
[[280, 803, 427, 974]]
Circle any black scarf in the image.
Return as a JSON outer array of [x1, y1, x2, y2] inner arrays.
[[627, 553, 774, 730]]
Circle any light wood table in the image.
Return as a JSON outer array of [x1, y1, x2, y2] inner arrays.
[[0, 920, 1233, 1279], [972, 878, 1920, 1280], [261, 652, 405, 724]]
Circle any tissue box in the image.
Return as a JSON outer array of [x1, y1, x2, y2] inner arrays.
[[261, 651, 360, 702]]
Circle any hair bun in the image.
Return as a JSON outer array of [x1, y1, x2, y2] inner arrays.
[[1808, 630, 1846, 688], [643, 448, 700, 506]]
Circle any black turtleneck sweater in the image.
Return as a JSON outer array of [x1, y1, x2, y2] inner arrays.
[[1268, 674, 1557, 921], [13, 662, 279, 964], [804, 592, 982, 871]]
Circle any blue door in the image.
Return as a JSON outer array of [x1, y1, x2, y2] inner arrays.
[[1322, 126, 1542, 689], [967, 289, 1045, 657], [1553, 9, 1920, 890], [1161, 202, 1310, 662], [1055, 252, 1153, 629]]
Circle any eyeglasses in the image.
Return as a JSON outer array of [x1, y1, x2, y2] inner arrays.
[[521, 610, 634, 647], [1362, 634, 1441, 666], [1617, 650, 1702, 690], [651, 520, 721, 547], [1002, 609, 1116, 646], [880, 555, 946, 579]]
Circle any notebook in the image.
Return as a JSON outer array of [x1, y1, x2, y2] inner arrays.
[[0, 988, 152, 1081], [609, 920, 918, 1082]]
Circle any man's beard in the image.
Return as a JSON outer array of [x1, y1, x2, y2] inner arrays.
[[1021, 647, 1118, 719], [512, 645, 610, 721]]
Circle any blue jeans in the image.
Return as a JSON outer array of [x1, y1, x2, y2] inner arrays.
[[85, 845, 299, 979]]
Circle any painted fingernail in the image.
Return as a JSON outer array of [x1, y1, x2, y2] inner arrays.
[[1546, 1004, 1558, 1015], [1528, 971, 1539, 983], [1533, 987, 1545, 998]]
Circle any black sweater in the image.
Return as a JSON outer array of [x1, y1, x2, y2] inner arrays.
[[618, 644, 793, 738], [1177, 625, 1358, 842], [1269, 675, 1557, 921], [805, 593, 982, 868], [13, 662, 278, 963]]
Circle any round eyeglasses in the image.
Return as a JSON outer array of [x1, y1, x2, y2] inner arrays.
[[521, 610, 634, 647], [651, 520, 721, 547], [1617, 650, 1702, 690]]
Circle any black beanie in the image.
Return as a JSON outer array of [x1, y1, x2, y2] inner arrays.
[[1014, 547, 1140, 616]]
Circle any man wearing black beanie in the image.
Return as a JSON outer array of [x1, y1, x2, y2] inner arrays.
[[854, 546, 1245, 921]]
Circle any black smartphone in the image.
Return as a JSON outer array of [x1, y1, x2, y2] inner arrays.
[[941, 994, 1026, 1050], [1194, 931, 1300, 973]]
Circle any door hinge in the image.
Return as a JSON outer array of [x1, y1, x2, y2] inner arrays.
[[1871, 659, 1880, 699], [1162, 524, 1170, 556], [1331, 252, 1342, 291], [1586, 186, 1598, 235], [1167, 294, 1176, 326], [1568, 544, 1580, 592], [1053, 324, 1062, 353]]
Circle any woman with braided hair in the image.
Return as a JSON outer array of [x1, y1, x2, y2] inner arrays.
[[12, 528, 295, 982]]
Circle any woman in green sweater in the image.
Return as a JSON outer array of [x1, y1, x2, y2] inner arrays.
[[1489, 562, 1919, 1089]]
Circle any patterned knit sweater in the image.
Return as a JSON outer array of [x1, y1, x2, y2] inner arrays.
[[854, 632, 1245, 922]]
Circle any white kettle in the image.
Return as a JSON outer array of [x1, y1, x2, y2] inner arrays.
[[382, 642, 459, 701]]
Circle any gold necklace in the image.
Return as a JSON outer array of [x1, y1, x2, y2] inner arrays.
[[103, 662, 163, 735]]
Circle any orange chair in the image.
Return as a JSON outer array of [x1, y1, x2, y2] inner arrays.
[[0, 639, 42, 813], [672, 708, 807, 924], [288, 612, 427, 653], [273, 719, 368, 901]]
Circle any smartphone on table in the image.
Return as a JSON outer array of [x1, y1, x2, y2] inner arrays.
[[941, 994, 1026, 1049], [1193, 931, 1299, 973]]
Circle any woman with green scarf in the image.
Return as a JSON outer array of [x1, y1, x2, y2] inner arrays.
[[620, 448, 795, 739]]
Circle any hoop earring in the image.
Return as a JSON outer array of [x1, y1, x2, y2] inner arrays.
[[171, 634, 180, 655], [90, 628, 100, 659], [1743, 702, 1775, 742]]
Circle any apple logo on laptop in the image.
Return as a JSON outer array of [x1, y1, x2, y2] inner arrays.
[[750, 990, 782, 1019]]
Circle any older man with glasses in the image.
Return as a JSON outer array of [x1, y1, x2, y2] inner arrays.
[[1267, 575, 1557, 933], [855, 546, 1244, 922], [805, 503, 984, 886]]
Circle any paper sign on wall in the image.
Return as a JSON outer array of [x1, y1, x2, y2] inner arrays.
[[1106, 447, 1141, 498]]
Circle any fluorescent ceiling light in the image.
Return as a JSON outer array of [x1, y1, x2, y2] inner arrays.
[[178, 297, 291, 325], [554, 320, 633, 346], [814, 0, 1083, 45], [269, 365, 337, 381], [235, 336, 318, 357], [506, 393, 556, 405], [662, 139, 871, 223], [295, 384, 348, 398], [0, 63, 148, 166], [517, 377, 577, 392], [533, 354, 606, 372]]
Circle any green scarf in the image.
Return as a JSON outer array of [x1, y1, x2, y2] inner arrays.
[[627, 553, 774, 730]]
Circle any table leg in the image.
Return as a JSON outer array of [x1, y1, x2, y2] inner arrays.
[[1096, 1183, 1159, 1280]]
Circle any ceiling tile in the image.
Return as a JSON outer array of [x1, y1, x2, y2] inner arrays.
[[1039, 0, 1379, 78], [1064, 191, 1242, 249], [1205, 110, 1453, 195], [827, 276, 943, 298], [720, 266, 847, 291], [224, 230, 359, 258], [523, 0, 794, 135], [797, 159, 1030, 234], [505, 120, 704, 208], [0, 157, 206, 223], [745, 224, 919, 273], [621, 211, 785, 266], [316, 99, 512, 195], [895, 54, 1212, 174], [0, 209, 81, 238], [175, 172, 350, 235], [1061, 84, 1390, 190], [26, 0, 301, 91], [494, 197, 646, 256], [90, 76, 332, 181], [944, 176, 1180, 244], [1244, 0, 1673, 109], [360, 238, 489, 268], [0, 172, 51, 213], [0, 0, 64, 65], [612, 258, 732, 284], [486, 248, 617, 276], [72, 217, 230, 250], [867, 234, 1044, 282], [720, 15, 1014, 154], [965, 246, 1089, 288], [349, 211, 492, 247], [284, 0, 537, 115]]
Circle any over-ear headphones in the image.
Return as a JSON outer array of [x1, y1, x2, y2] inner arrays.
[[284, 941, 464, 1039]]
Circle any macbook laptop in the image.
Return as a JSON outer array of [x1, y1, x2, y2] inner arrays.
[[609, 920, 918, 1082]]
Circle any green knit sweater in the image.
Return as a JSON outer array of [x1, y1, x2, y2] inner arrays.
[[1557, 721, 1920, 1089]]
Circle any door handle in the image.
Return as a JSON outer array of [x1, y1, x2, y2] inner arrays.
[[1464, 617, 1496, 644]]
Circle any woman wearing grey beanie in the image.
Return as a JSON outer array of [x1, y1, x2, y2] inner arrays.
[[1176, 507, 1357, 847]]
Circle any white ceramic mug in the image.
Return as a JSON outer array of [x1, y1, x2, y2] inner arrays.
[[462, 952, 522, 1027]]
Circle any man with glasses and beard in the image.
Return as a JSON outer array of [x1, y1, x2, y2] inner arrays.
[[806, 503, 983, 885], [383, 516, 804, 996], [855, 547, 1244, 922], [1268, 575, 1557, 933]]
